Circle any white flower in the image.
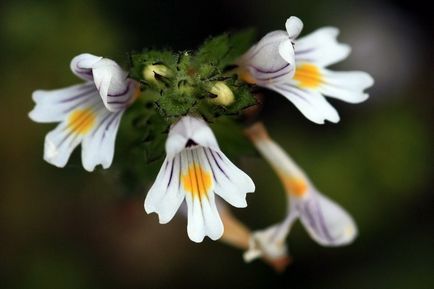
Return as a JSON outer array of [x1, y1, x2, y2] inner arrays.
[[144, 116, 255, 243], [244, 123, 357, 261], [29, 53, 138, 172], [237, 16, 303, 85], [238, 18, 374, 124]]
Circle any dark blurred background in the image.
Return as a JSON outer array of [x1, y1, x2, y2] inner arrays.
[[0, 0, 433, 288]]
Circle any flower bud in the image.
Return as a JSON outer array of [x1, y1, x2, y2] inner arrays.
[[208, 82, 234, 106], [143, 64, 173, 84]]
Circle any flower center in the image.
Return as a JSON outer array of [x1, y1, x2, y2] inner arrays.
[[68, 108, 96, 135], [182, 164, 213, 199], [293, 63, 322, 88]]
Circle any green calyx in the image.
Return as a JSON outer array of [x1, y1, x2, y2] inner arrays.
[[128, 29, 257, 123], [114, 30, 257, 190]]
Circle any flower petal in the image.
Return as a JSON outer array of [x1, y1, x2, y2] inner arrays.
[[295, 27, 351, 67], [240, 30, 288, 69], [91, 58, 130, 112], [295, 189, 357, 246], [70, 53, 102, 81], [238, 30, 295, 84], [181, 148, 223, 242], [278, 39, 296, 77], [41, 94, 103, 168], [320, 69, 374, 103], [244, 207, 298, 264], [285, 16, 303, 39], [29, 83, 97, 123], [271, 83, 340, 124], [144, 155, 185, 224], [202, 147, 254, 208], [43, 122, 85, 168], [81, 110, 124, 172], [186, 190, 223, 243], [243, 223, 290, 263], [165, 116, 219, 159], [102, 80, 138, 112]]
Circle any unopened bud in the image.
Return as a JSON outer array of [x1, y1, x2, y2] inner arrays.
[[143, 64, 173, 84], [209, 82, 234, 106]]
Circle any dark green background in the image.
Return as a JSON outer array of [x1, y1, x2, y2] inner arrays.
[[0, 0, 432, 288]]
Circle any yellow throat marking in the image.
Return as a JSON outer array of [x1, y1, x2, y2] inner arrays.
[[182, 164, 212, 199], [283, 177, 308, 197], [68, 108, 96, 135], [293, 63, 323, 88]]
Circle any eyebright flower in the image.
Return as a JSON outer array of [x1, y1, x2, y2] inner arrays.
[[244, 123, 357, 261], [144, 116, 255, 242], [29, 53, 138, 171], [238, 17, 374, 124], [243, 221, 292, 272]]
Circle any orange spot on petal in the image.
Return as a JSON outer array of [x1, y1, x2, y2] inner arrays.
[[293, 63, 322, 88], [283, 177, 308, 197], [68, 108, 96, 135], [182, 164, 212, 199]]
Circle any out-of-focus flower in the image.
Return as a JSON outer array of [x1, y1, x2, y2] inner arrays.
[[243, 220, 293, 272], [237, 16, 303, 85], [244, 122, 357, 262], [238, 18, 374, 124], [29, 53, 138, 171], [144, 116, 255, 243], [217, 201, 291, 272]]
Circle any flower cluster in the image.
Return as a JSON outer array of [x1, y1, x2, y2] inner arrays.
[[30, 16, 373, 267]]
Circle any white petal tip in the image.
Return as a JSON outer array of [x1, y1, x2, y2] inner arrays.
[[144, 207, 172, 224], [188, 234, 205, 243], [43, 141, 64, 168], [158, 215, 173, 224], [328, 115, 341, 124], [310, 118, 326, 125], [309, 115, 339, 124], [286, 16, 304, 39], [324, 26, 340, 37], [143, 202, 154, 214], [82, 165, 95, 172], [28, 110, 37, 122], [340, 44, 352, 57], [31, 90, 43, 102], [233, 199, 248, 208], [243, 249, 262, 263], [43, 156, 65, 169], [318, 224, 358, 247], [364, 74, 375, 88], [358, 93, 370, 103], [209, 231, 224, 241]]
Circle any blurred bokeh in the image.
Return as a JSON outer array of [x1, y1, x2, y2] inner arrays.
[[0, 0, 433, 288]]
